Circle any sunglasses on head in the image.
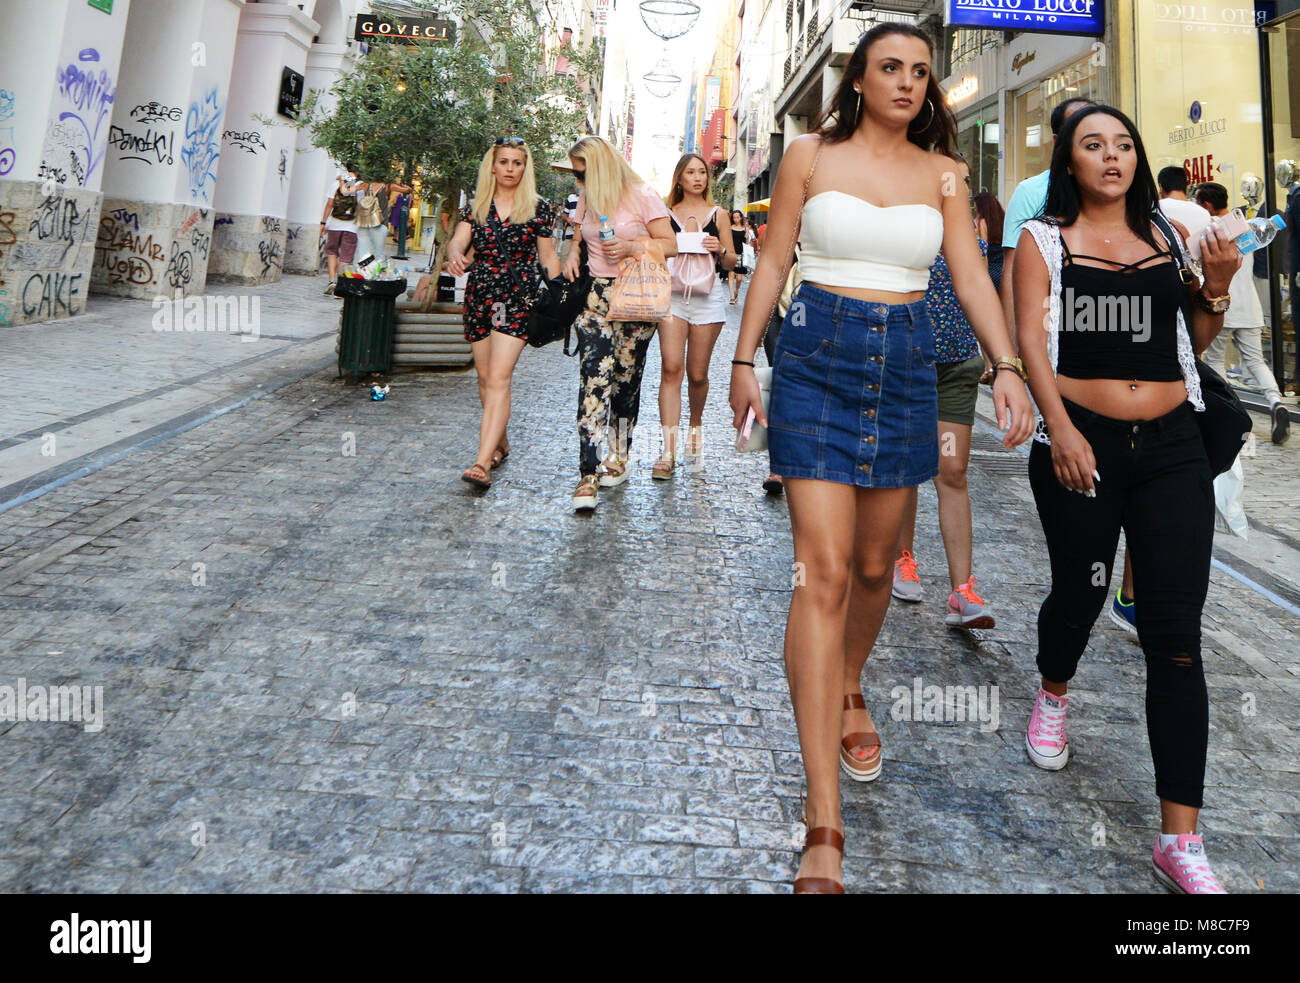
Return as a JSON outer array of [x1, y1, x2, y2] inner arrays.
[[495, 136, 525, 147]]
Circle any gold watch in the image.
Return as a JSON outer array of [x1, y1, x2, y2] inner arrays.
[[993, 356, 1027, 381], [1194, 289, 1231, 315]]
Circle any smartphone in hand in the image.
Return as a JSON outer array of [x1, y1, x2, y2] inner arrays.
[[736, 408, 755, 452]]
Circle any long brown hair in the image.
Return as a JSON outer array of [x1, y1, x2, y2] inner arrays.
[[813, 24, 956, 157], [973, 192, 1004, 246], [666, 153, 713, 209]]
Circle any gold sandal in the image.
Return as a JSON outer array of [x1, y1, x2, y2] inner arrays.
[[652, 453, 675, 481], [598, 456, 630, 488]]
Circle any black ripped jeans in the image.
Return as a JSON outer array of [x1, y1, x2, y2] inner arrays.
[[1029, 397, 1214, 808]]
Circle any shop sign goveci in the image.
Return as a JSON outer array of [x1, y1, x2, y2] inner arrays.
[[947, 0, 1104, 36], [354, 16, 456, 43]]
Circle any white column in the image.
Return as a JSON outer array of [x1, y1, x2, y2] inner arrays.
[[91, 0, 243, 299], [283, 42, 353, 274], [0, 0, 130, 327], [207, 2, 319, 284]]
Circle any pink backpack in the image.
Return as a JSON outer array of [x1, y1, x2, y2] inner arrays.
[[669, 211, 717, 301]]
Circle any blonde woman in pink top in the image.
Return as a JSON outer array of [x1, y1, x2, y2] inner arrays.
[[561, 137, 677, 512]]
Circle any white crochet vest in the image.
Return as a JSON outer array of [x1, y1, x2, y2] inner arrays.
[[1021, 218, 1204, 445]]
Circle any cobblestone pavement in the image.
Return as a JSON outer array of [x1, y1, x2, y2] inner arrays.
[[1, 276, 1297, 893]]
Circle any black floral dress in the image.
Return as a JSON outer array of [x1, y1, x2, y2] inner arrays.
[[460, 198, 556, 343]]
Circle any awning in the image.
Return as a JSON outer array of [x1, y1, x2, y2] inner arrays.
[[744, 199, 769, 213]]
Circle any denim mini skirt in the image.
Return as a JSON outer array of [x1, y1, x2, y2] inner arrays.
[[768, 283, 939, 489]]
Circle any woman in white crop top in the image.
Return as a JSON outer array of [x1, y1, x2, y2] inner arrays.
[[727, 23, 1033, 895]]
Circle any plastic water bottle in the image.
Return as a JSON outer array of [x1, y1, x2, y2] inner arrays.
[[598, 216, 616, 244], [1235, 213, 1286, 256]]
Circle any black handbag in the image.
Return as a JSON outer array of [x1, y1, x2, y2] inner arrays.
[[1151, 210, 1253, 476], [524, 248, 590, 352], [485, 204, 586, 353]]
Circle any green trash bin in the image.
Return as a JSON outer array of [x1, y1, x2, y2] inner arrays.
[[335, 276, 408, 381]]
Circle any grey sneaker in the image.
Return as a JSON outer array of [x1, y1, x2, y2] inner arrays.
[[945, 576, 995, 629], [1271, 402, 1290, 445], [891, 550, 923, 603], [323, 280, 335, 295]]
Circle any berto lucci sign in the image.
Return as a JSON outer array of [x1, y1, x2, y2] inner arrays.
[[948, 0, 1105, 36]]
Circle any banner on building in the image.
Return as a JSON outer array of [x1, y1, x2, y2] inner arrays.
[[947, 0, 1104, 36]]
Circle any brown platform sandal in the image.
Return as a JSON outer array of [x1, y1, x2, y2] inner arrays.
[[841, 693, 882, 782], [461, 463, 491, 489], [793, 823, 845, 895]]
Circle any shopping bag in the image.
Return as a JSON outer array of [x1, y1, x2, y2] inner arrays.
[[606, 239, 670, 321], [1213, 453, 1248, 540]]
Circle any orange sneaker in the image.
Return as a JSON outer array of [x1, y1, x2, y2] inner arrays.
[[946, 576, 995, 630], [891, 550, 922, 603]]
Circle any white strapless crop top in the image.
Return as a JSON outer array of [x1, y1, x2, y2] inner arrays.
[[798, 191, 944, 292]]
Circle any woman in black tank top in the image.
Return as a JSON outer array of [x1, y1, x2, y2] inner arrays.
[[1013, 105, 1242, 892], [727, 209, 747, 303]]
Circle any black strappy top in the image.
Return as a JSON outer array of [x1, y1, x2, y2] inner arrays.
[[1055, 230, 1185, 382]]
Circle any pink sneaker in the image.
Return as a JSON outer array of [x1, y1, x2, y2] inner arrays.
[[1152, 835, 1227, 894], [1025, 688, 1069, 770]]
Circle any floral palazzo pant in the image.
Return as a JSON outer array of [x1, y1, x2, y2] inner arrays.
[[575, 277, 659, 476]]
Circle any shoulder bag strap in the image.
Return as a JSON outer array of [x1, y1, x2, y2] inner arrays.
[[484, 205, 531, 295], [765, 138, 824, 327]]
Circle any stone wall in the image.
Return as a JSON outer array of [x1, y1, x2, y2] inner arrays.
[[0, 179, 102, 328], [282, 220, 322, 275], [91, 198, 215, 299], [206, 213, 286, 285]]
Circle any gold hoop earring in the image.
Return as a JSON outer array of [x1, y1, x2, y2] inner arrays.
[[908, 98, 936, 134]]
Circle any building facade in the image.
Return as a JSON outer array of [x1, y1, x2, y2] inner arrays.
[[0, 0, 371, 328]]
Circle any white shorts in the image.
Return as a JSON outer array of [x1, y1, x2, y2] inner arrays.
[[667, 277, 727, 325]]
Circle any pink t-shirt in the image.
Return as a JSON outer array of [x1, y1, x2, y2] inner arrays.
[[578, 184, 671, 277]]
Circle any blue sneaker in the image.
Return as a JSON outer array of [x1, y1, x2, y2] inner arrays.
[[1109, 587, 1138, 636]]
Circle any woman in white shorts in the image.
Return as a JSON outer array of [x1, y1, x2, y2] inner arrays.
[[655, 153, 737, 479]]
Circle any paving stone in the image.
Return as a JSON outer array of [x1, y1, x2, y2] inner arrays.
[[0, 276, 1295, 893]]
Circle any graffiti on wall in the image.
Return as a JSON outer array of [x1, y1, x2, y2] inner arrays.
[[181, 89, 223, 202], [0, 210, 15, 326], [28, 193, 87, 263], [21, 271, 83, 319], [258, 238, 282, 278], [0, 89, 16, 177], [95, 213, 165, 288], [165, 240, 192, 289], [223, 130, 266, 155], [108, 124, 174, 165], [129, 102, 182, 125], [44, 47, 117, 187]]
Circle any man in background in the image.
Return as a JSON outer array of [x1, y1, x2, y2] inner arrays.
[[1158, 165, 1212, 243]]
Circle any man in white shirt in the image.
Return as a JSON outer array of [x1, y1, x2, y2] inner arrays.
[[1194, 181, 1289, 443], [1157, 166, 1212, 242]]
